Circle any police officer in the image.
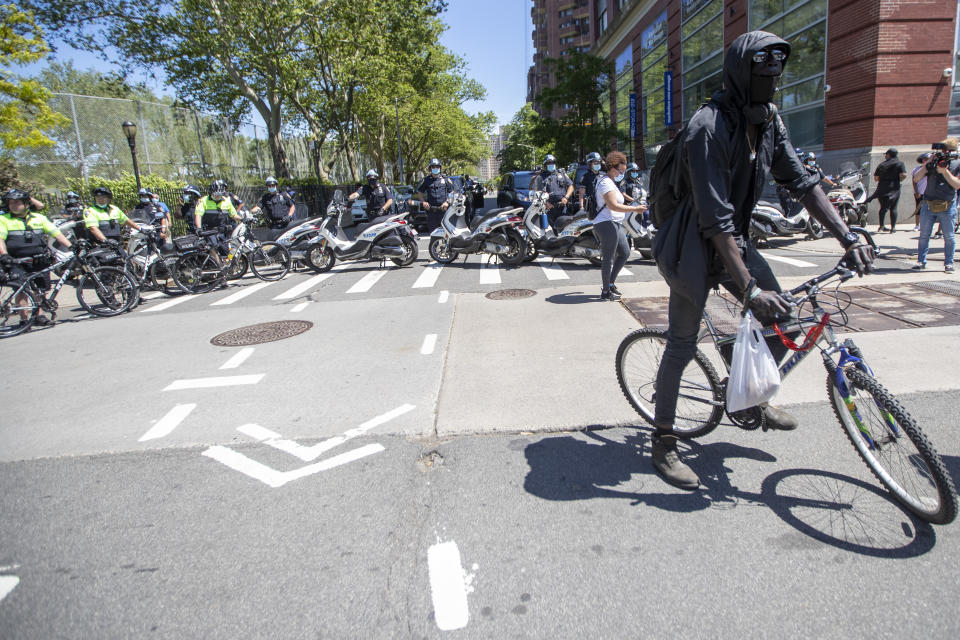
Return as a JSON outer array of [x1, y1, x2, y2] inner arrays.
[[131, 187, 170, 241], [410, 158, 453, 232], [577, 151, 604, 213], [83, 186, 141, 245], [803, 152, 837, 189], [194, 180, 241, 248], [1, 189, 72, 326], [533, 154, 574, 231], [180, 185, 201, 233], [348, 170, 394, 224], [620, 162, 649, 224], [251, 176, 295, 230]]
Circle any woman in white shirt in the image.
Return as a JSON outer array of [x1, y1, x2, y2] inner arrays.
[[594, 150, 647, 300]]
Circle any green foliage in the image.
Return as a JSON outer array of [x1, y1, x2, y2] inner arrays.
[[497, 104, 550, 173], [37, 60, 166, 102], [0, 4, 69, 151], [67, 172, 186, 211]]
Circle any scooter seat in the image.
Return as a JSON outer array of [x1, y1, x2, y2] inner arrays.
[[756, 200, 784, 213], [469, 210, 506, 231]]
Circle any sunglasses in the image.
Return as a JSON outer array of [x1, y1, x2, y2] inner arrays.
[[752, 48, 788, 64]]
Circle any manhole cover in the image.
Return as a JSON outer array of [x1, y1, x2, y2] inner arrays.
[[913, 280, 960, 298], [485, 288, 536, 300], [211, 320, 313, 346]]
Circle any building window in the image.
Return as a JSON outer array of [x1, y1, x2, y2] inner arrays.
[[749, 0, 828, 149], [681, 0, 723, 123], [599, 8, 608, 36], [641, 11, 668, 166], [614, 47, 634, 155]]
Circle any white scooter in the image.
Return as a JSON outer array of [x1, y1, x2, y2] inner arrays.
[[749, 199, 826, 243], [827, 161, 869, 227], [428, 192, 527, 265], [520, 191, 602, 265]]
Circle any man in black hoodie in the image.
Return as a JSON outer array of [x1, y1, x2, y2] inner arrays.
[[650, 31, 875, 490]]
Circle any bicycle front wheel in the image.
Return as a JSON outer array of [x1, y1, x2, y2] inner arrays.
[[828, 367, 958, 524], [76, 266, 138, 317], [173, 251, 223, 294], [0, 284, 38, 337], [250, 242, 291, 281], [616, 328, 724, 438]]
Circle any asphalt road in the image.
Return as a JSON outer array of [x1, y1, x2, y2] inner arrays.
[[2, 198, 959, 638]]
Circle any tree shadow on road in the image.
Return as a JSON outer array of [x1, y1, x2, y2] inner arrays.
[[523, 427, 936, 557]]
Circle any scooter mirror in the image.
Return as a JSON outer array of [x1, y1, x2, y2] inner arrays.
[[333, 190, 344, 203]]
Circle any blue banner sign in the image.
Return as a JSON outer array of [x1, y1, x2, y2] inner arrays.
[[664, 71, 673, 127], [629, 93, 637, 138]]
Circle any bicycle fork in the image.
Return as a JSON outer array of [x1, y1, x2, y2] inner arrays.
[[824, 343, 899, 450]]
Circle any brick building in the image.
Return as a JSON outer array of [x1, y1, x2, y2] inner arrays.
[[529, 0, 595, 119], [529, 0, 959, 216]]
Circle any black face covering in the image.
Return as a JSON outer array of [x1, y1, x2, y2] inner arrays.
[[368, 179, 377, 186], [750, 74, 778, 104]]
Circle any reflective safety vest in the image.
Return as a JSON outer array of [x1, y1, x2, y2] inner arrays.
[[0, 212, 59, 258], [83, 204, 128, 240], [195, 196, 237, 230]]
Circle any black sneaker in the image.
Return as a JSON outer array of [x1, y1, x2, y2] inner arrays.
[[609, 284, 622, 295], [600, 290, 621, 301], [651, 435, 700, 490]]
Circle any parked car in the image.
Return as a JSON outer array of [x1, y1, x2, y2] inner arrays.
[[496, 171, 536, 209], [349, 184, 414, 224]]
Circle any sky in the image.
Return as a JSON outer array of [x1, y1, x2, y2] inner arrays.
[[24, 0, 534, 130]]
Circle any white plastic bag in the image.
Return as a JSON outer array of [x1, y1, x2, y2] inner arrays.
[[726, 310, 781, 412]]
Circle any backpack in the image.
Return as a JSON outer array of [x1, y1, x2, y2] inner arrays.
[[647, 126, 691, 228], [582, 172, 600, 219]]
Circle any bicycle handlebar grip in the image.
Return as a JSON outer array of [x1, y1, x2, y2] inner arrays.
[[847, 225, 877, 250]]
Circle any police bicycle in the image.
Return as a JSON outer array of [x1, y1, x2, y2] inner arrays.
[[124, 225, 182, 297], [172, 213, 291, 294], [615, 228, 958, 524], [0, 240, 139, 337]]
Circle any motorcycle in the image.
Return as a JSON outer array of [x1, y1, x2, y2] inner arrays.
[[520, 191, 602, 265], [827, 161, 869, 227], [623, 206, 656, 260], [749, 198, 827, 243], [275, 215, 325, 267], [428, 192, 527, 266], [304, 191, 418, 272]]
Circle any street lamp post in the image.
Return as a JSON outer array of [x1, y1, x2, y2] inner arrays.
[[121, 121, 142, 190]]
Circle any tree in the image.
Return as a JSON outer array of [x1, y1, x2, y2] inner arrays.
[[497, 104, 550, 173], [0, 4, 68, 152], [534, 51, 616, 163]]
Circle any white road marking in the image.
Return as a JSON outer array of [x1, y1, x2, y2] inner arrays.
[[479, 261, 500, 284], [536, 256, 569, 280], [211, 281, 272, 306], [619, 266, 633, 276], [219, 347, 255, 370], [421, 333, 437, 355], [428, 541, 470, 631], [0, 575, 19, 603], [413, 262, 444, 288], [758, 252, 818, 268], [140, 294, 197, 313], [140, 291, 165, 300], [164, 374, 264, 391], [273, 273, 331, 300], [139, 403, 197, 442], [347, 269, 388, 293], [291, 302, 310, 313], [438, 290, 449, 304], [236, 404, 416, 462], [202, 443, 385, 488]]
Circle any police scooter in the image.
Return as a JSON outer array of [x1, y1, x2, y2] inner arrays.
[[622, 197, 656, 260], [520, 191, 602, 265], [303, 191, 418, 272], [826, 161, 869, 227], [275, 216, 325, 267], [427, 191, 526, 265], [749, 198, 826, 243]]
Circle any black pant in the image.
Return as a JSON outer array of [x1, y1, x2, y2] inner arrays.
[[878, 193, 900, 228], [654, 242, 794, 428]]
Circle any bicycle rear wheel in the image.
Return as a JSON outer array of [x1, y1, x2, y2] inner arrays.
[[616, 328, 724, 438], [828, 368, 958, 524], [76, 266, 138, 317], [250, 242, 291, 281], [148, 258, 182, 296], [173, 251, 223, 293], [0, 284, 38, 337]]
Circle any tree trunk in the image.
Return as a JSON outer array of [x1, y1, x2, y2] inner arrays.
[[268, 91, 292, 179]]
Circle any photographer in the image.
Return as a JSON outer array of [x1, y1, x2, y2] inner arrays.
[[912, 138, 960, 272]]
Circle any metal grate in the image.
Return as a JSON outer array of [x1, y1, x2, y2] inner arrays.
[[912, 280, 960, 298], [211, 320, 313, 346], [485, 288, 536, 300]]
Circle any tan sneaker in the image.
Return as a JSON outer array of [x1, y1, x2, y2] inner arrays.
[[651, 435, 700, 490]]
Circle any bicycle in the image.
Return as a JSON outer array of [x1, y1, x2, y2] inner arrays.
[[124, 225, 182, 298], [615, 229, 958, 524], [172, 214, 291, 294], [0, 240, 139, 337]]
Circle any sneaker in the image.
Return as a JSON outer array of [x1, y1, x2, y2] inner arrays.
[[600, 290, 621, 301], [934, 233, 943, 239], [946, 264, 955, 273], [609, 284, 621, 295], [912, 262, 927, 270], [651, 434, 700, 490], [878, 226, 889, 232], [913, 225, 920, 232], [761, 405, 798, 431], [33, 315, 53, 327]]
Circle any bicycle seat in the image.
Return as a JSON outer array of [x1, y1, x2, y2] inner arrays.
[[199, 229, 220, 237]]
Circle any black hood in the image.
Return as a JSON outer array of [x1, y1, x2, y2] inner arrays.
[[714, 30, 791, 110]]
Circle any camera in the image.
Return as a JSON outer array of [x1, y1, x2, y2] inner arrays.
[[927, 142, 959, 172]]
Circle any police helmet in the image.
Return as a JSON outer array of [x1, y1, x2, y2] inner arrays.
[[626, 162, 639, 172], [584, 151, 602, 164], [138, 187, 151, 198], [428, 158, 441, 169], [92, 185, 113, 198], [183, 184, 201, 197], [543, 154, 557, 165], [265, 176, 278, 185], [365, 169, 379, 180], [3, 188, 29, 204], [209, 179, 228, 197], [803, 152, 816, 164], [64, 191, 81, 205]]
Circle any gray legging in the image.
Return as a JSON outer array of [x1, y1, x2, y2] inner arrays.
[[593, 220, 630, 292]]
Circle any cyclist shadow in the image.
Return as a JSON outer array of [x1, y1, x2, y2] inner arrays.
[[523, 427, 936, 557], [544, 292, 603, 304]]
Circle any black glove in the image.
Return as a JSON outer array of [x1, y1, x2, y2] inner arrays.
[[0, 254, 13, 269], [105, 239, 120, 248]]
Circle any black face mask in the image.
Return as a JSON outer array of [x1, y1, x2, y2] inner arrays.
[[368, 179, 377, 186], [750, 74, 778, 104]]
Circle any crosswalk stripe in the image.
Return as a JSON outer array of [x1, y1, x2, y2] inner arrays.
[[619, 266, 633, 276], [211, 281, 273, 306], [273, 273, 332, 300], [141, 294, 197, 313], [347, 269, 388, 293], [536, 256, 569, 280], [412, 262, 444, 288], [140, 291, 166, 300], [759, 252, 818, 268], [479, 261, 501, 284]]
